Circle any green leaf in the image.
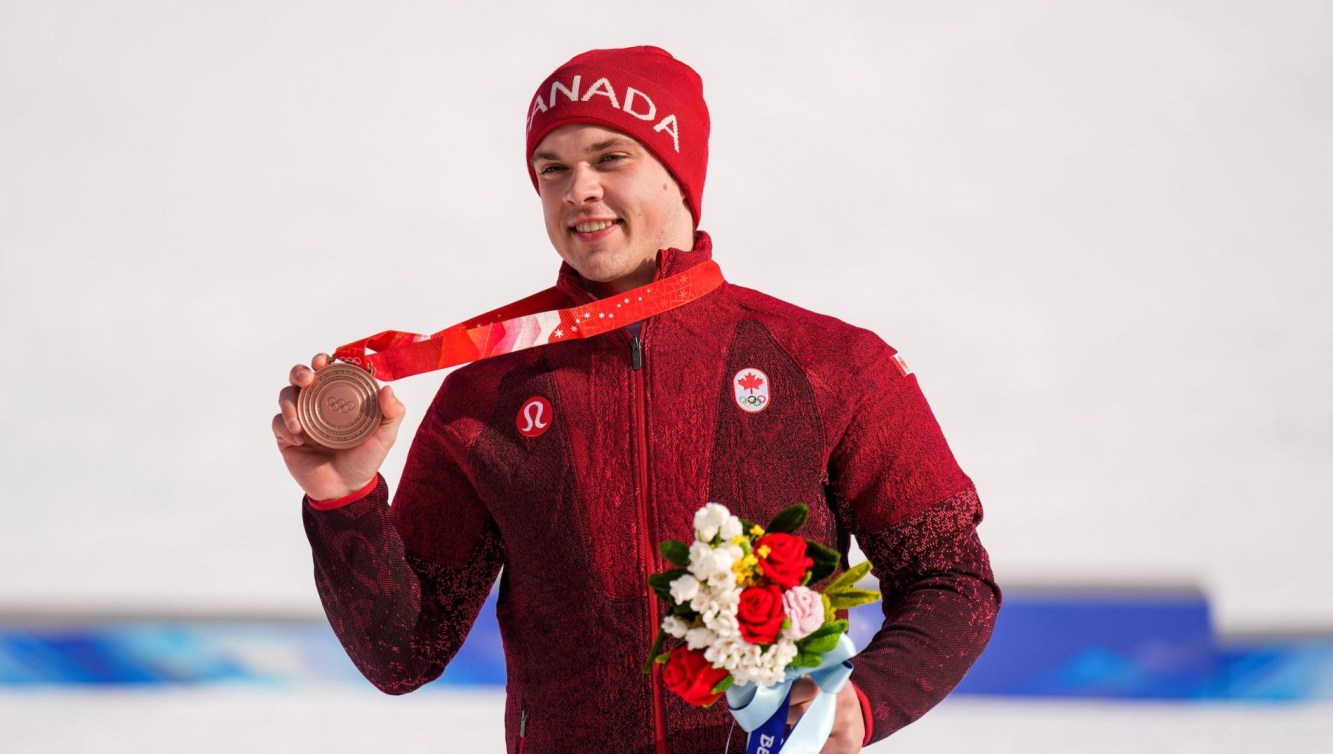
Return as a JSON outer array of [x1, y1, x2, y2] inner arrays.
[[801, 632, 840, 654], [803, 620, 849, 643], [648, 568, 689, 604], [766, 504, 809, 534], [672, 603, 697, 617], [824, 561, 873, 595], [792, 650, 823, 668], [827, 589, 881, 610], [710, 674, 735, 695], [659, 540, 690, 567], [643, 630, 666, 674], [806, 540, 840, 584]]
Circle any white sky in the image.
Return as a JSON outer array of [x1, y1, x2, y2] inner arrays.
[[2, 1, 1331, 631]]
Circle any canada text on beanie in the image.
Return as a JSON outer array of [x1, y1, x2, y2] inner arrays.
[[525, 46, 710, 224]]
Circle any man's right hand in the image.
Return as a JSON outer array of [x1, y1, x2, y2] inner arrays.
[[271, 352, 407, 502]]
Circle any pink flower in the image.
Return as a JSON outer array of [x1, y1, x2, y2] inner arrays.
[[782, 586, 825, 640]]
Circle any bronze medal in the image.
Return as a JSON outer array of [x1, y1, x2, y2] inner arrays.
[[296, 362, 382, 449]]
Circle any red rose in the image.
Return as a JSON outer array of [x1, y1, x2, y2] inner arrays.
[[737, 585, 787, 645], [756, 533, 813, 589], [662, 647, 730, 707]]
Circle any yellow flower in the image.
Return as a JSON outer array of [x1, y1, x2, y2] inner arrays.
[[733, 553, 761, 587], [756, 545, 772, 559], [750, 525, 765, 537]]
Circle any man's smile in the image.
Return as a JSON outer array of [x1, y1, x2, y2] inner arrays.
[[571, 218, 623, 240]]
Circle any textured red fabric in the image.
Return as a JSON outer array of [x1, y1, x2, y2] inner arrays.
[[301, 231, 1000, 752], [306, 475, 378, 511], [525, 46, 709, 224]]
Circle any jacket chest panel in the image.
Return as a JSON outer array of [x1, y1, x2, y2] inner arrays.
[[471, 349, 644, 603], [707, 318, 835, 542], [643, 317, 840, 551]]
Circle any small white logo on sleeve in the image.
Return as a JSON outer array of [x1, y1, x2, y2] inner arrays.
[[892, 353, 912, 377], [733, 368, 770, 414], [517, 396, 553, 438]]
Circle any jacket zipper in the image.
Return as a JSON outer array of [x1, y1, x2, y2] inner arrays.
[[631, 334, 667, 754], [518, 708, 526, 754]]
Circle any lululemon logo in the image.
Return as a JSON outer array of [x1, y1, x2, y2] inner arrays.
[[733, 368, 771, 414], [517, 396, 553, 438]]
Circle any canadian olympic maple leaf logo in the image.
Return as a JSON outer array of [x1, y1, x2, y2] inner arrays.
[[732, 368, 770, 414], [737, 372, 765, 394]]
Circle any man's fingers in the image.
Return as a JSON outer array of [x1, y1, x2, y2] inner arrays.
[[789, 677, 818, 705], [272, 413, 303, 446], [278, 385, 302, 432], [284, 354, 332, 431], [786, 677, 819, 724]]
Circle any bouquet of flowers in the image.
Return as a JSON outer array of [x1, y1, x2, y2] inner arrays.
[[643, 502, 880, 709]]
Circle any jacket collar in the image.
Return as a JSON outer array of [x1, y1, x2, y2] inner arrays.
[[555, 230, 715, 304]]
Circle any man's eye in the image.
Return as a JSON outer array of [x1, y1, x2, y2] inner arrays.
[[538, 164, 566, 176], [600, 153, 627, 164]]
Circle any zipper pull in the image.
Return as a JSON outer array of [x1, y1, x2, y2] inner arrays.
[[520, 709, 527, 737], [631, 335, 643, 371]]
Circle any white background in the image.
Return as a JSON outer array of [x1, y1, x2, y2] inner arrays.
[[2, 1, 1331, 633], [3, 689, 1332, 754]]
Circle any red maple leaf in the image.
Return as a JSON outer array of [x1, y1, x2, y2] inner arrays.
[[737, 372, 765, 394]]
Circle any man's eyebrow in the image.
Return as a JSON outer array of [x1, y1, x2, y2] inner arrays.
[[589, 137, 637, 152], [531, 138, 640, 164]]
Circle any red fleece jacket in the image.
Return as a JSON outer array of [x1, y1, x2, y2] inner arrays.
[[302, 232, 999, 753]]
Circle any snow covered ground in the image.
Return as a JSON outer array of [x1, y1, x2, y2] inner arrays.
[[3, 688, 1331, 753]]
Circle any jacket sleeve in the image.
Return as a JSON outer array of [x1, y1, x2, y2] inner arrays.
[[301, 373, 505, 695], [825, 338, 1001, 744]]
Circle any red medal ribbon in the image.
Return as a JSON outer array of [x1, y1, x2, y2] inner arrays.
[[333, 260, 725, 380]]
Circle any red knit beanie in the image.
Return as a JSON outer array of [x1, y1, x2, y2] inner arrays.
[[525, 46, 710, 224]]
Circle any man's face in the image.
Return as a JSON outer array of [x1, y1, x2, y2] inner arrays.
[[532, 124, 694, 295]]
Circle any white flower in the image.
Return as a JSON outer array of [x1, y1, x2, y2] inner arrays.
[[773, 638, 800, 669], [703, 606, 741, 638], [688, 541, 736, 581], [705, 635, 758, 673], [719, 515, 744, 541], [694, 503, 733, 542], [669, 573, 700, 605], [661, 615, 689, 639], [685, 626, 716, 650], [719, 541, 745, 562], [706, 568, 737, 592]]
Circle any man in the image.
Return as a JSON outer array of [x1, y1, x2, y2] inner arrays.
[[273, 46, 999, 753]]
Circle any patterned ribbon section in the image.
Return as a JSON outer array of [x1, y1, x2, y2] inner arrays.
[[725, 634, 858, 754], [332, 260, 724, 380]]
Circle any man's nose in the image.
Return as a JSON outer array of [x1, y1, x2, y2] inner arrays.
[[565, 163, 603, 204]]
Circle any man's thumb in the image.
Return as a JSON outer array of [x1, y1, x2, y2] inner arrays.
[[380, 385, 406, 423]]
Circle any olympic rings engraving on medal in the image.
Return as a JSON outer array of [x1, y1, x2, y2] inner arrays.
[[296, 363, 382, 449], [325, 396, 358, 414]]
